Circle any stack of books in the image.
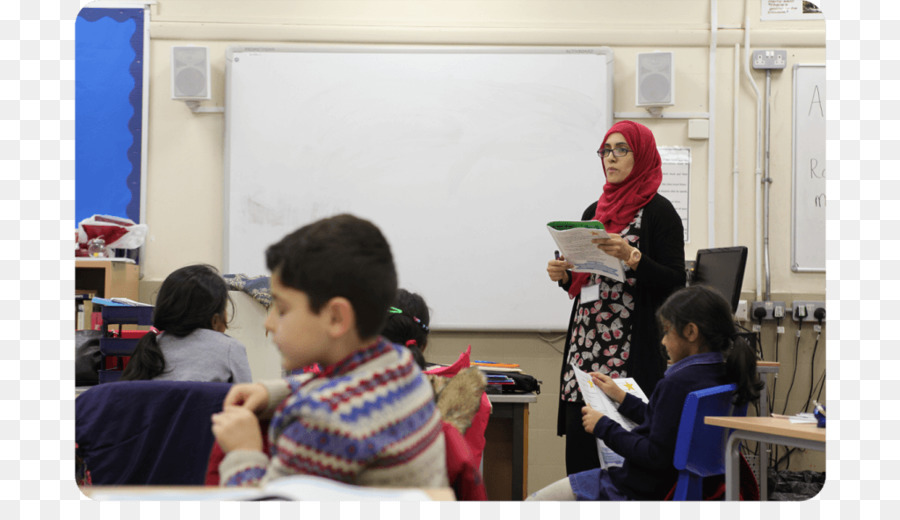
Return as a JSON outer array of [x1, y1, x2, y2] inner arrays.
[[473, 360, 521, 388]]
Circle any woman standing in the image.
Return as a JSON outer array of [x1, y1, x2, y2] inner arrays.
[[546, 120, 685, 474]]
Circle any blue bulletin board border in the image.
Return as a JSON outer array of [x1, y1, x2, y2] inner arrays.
[[75, 7, 144, 225]]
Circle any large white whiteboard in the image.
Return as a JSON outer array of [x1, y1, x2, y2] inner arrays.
[[224, 45, 614, 330], [791, 64, 826, 272]]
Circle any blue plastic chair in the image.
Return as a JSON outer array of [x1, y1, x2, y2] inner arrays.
[[671, 383, 748, 500]]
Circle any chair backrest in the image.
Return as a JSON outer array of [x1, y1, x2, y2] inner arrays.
[[76, 380, 231, 485], [672, 383, 747, 476]]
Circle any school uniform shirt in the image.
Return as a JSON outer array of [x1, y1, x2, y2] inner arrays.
[[219, 338, 448, 489], [568, 351, 729, 501], [154, 328, 253, 384]]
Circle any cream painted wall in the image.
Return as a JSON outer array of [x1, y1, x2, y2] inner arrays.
[[138, 0, 824, 298], [119, 0, 826, 495]]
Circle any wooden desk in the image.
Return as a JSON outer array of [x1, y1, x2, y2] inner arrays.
[[756, 361, 780, 417], [75, 259, 139, 300], [80, 485, 455, 501], [483, 393, 537, 501], [705, 416, 825, 501], [754, 361, 780, 499]]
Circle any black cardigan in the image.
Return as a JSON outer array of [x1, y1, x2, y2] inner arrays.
[[556, 193, 686, 436]]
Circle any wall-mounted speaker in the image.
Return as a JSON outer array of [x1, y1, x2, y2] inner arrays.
[[635, 51, 674, 107], [171, 46, 211, 100]]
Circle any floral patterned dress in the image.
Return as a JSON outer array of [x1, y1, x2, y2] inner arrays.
[[561, 209, 643, 403]]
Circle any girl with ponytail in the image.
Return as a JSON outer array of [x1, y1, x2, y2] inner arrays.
[[381, 289, 431, 369], [121, 264, 252, 383], [529, 284, 762, 501]]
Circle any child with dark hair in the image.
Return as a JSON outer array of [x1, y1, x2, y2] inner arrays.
[[211, 214, 447, 488], [121, 264, 251, 383], [528, 284, 763, 501], [379, 288, 490, 500], [381, 289, 430, 369]]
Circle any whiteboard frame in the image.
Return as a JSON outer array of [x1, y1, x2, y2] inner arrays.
[[791, 63, 826, 273], [222, 44, 615, 331]]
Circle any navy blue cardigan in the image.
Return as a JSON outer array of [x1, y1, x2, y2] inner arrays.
[[593, 352, 729, 500]]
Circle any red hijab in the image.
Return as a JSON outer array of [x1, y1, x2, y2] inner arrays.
[[568, 120, 662, 298]]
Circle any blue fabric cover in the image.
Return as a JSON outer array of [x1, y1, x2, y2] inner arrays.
[[76, 380, 230, 485]]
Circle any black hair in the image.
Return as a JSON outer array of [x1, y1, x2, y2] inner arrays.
[[121, 264, 231, 381], [381, 289, 430, 368], [656, 284, 763, 406], [265, 213, 397, 339]]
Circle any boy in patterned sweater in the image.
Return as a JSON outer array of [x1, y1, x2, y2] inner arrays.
[[211, 214, 448, 488]]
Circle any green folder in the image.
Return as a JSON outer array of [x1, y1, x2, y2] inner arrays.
[[546, 220, 606, 231]]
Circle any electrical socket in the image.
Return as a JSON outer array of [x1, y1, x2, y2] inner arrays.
[[792, 301, 826, 322], [734, 300, 749, 322], [750, 300, 786, 320], [751, 50, 787, 70], [773, 302, 786, 319]]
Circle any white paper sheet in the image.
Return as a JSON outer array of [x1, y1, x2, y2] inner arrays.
[[547, 222, 625, 282], [571, 365, 649, 469]]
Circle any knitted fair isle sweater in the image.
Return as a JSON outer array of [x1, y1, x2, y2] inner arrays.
[[219, 338, 448, 488]]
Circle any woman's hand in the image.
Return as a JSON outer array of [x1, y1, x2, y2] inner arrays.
[[590, 372, 627, 404], [211, 406, 264, 453], [581, 404, 605, 435], [547, 256, 573, 284], [222, 383, 269, 414], [591, 234, 636, 263]]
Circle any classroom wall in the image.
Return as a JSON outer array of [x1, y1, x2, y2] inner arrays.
[[127, 0, 826, 494]]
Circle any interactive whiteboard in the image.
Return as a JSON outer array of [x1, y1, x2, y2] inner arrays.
[[224, 45, 614, 330], [791, 64, 826, 272]]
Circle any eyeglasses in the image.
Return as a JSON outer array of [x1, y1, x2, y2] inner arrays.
[[597, 147, 632, 158]]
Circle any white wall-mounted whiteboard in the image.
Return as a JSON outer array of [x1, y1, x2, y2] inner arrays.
[[224, 45, 614, 330], [792, 64, 826, 272]]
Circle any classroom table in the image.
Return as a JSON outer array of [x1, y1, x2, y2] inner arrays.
[[754, 361, 780, 499], [704, 416, 825, 501], [483, 393, 538, 501], [79, 485, 456, 501]]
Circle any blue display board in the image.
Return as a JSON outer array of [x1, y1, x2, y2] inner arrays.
[[75, 8, 144, 225]]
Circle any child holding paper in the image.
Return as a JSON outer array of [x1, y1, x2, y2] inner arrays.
[[210, 214, 447, 488], [527, 285, 762, 500]]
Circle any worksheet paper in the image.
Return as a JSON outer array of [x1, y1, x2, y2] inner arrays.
[[572, 365, 649, 468], [547, 221, 626, 282]]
